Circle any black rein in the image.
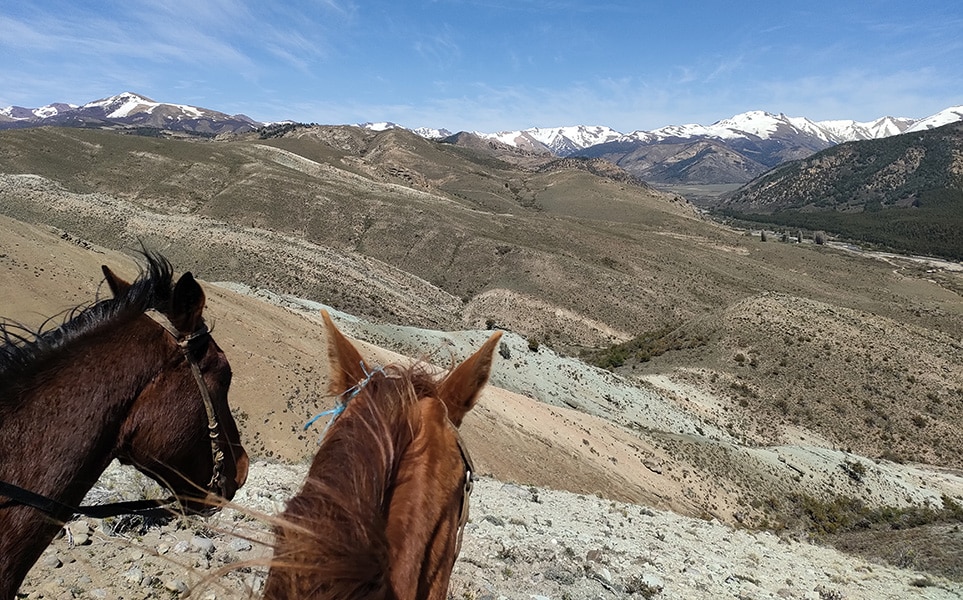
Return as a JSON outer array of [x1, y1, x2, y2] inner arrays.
[[0, 480, 176, 520]]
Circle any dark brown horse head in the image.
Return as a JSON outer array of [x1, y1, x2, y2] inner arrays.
[[102, 262, 249, 510], [0, 252, 249, 597], [264, 310, 500, 600]]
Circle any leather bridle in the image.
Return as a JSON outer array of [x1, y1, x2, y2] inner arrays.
[[144, 310, 229, 501], [0, 310, 229, 520], [453, 428, 475, 555]]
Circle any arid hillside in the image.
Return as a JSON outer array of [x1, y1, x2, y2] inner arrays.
[[717, 120, 963, 260], [4, 127, 961, 349], [4, 213, 963, 587]]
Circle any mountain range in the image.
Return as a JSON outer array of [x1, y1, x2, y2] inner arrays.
[[3, 92, 962, 184], [0, 91, 258, 135], [359, 108, 963, 184], [480, 108, 963, 185]]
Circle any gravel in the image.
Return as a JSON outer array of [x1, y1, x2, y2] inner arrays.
[[20, 461, 963, 599]]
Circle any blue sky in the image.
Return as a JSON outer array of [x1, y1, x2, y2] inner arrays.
[[2, 1, 961, 133]]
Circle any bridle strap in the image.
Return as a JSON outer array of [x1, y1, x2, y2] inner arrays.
[[185, 344, 228, 496], [453, 428, 475, 555], [144, 310, 228, 499]]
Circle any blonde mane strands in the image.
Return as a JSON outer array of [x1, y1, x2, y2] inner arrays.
[[264, 365, 437, 600]]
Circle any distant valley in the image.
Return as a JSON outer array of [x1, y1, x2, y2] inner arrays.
[[718, 120, 963, 260]]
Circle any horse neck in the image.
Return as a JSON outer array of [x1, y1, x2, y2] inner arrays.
[[0, 318, 170, 600], [384, 398, 466, 600], [1, 317, 171, 490], [0, 316, 171, 591]]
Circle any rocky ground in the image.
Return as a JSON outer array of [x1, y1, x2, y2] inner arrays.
[[20, 461, 963, 600]]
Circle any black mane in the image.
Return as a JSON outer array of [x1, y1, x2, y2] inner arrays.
[[0, 251, 175, 380]]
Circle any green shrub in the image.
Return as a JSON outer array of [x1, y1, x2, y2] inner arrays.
[[584, 324, 703, 370], [774, 492, 963, 537]]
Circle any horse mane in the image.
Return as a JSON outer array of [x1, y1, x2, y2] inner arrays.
[[0, 250, 175, 385], [267, 363, 440, 600]]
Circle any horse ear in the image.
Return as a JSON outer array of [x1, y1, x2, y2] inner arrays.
[[170, 272, 206, 333], [320, 310, 369, 395], [438, 331, 502, 427], [101, 265, 132, 297]]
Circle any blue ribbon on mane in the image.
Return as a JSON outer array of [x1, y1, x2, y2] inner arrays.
[[304, 361, 385, 441]]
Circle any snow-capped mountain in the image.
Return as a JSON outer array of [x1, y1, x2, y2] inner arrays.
[[358, 121, 453, 140], [478, 107, 962, 184], [478, 125, 623, 156], [83, 92, 207, 120], [623, 111, 837, 144], [0, 92, 260, 134], [629, 111, 918, 145], [0, 102, 77, 121], [816, 116, 916, 141], [905, 105, 963, 132], [358, 121, 403, 132], [412, 126, 453, 139]]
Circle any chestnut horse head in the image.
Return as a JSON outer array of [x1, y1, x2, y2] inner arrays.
[[264, 311, 501, 600], [0, 252, 248, 598]]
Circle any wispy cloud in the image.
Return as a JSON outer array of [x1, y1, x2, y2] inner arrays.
[[0, 15, 64, 51], [2, 1, 355, 90], [704, 54, 746, 82], [754, 68, 952, 120], [413, 27, 463, 69], [1, 8, 255, 70], [255, 2, 355, 70]]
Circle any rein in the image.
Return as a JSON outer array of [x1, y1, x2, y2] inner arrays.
[[0, 310, 227, 521], [0, 481, 175, 520]]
